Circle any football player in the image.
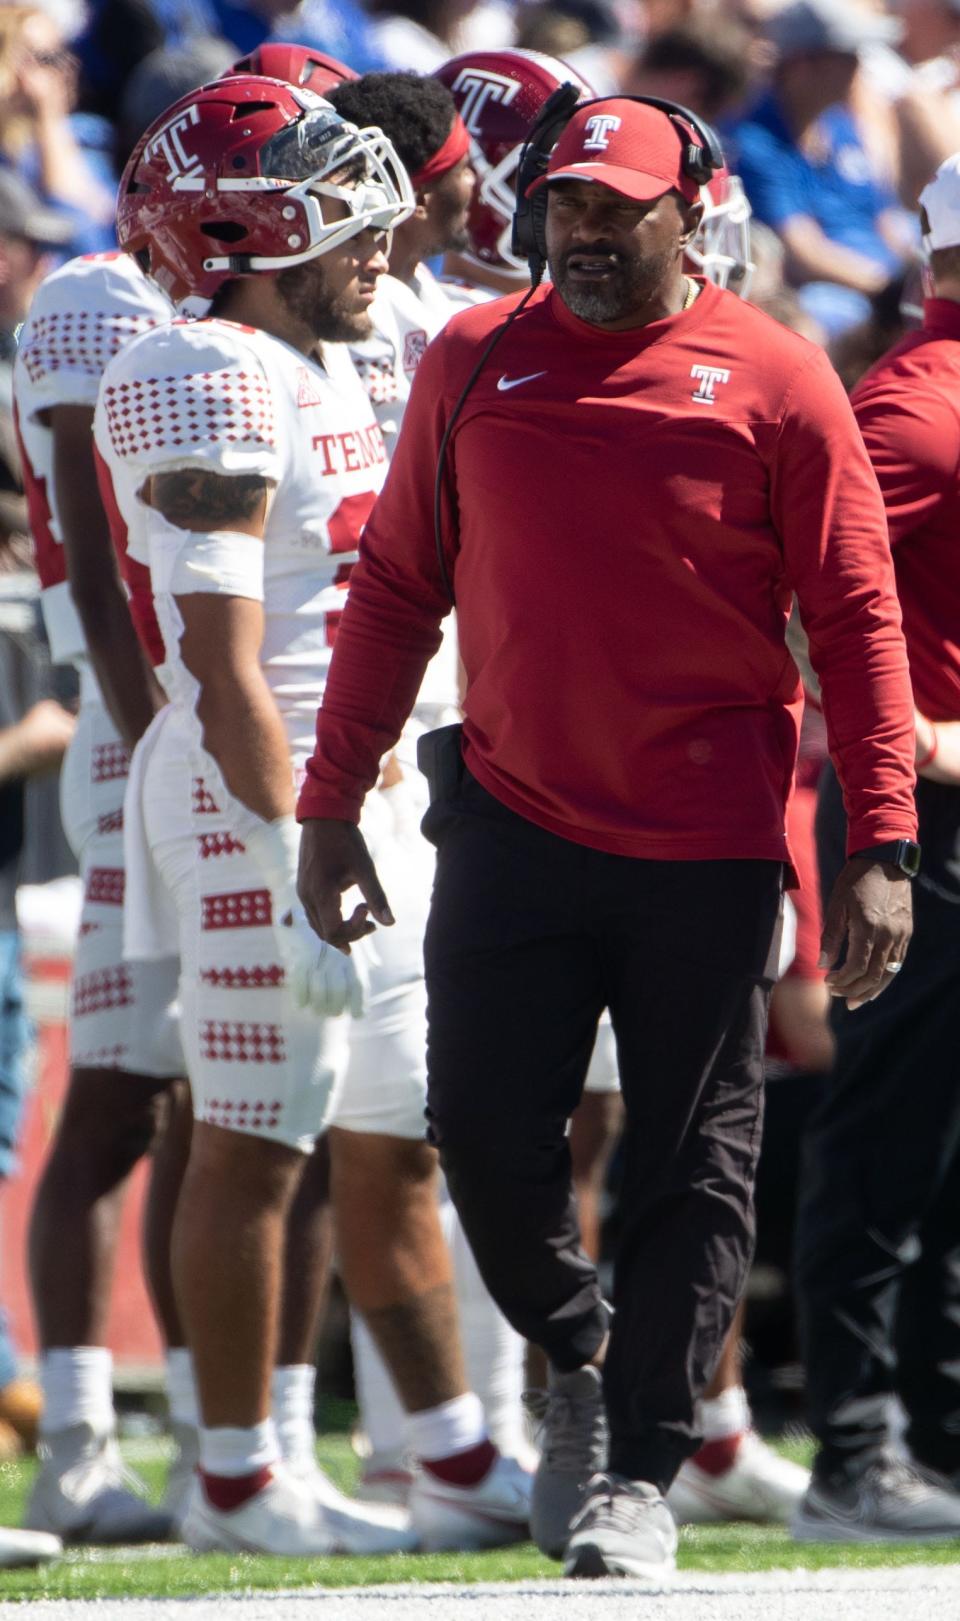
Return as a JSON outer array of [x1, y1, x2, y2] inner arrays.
[[14, 174, 188, 1558], [95, 76, 528, 1556], [12, 46, 364, 1545]]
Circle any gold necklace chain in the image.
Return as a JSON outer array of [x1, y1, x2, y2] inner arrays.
[[682, 276, 699, 311]]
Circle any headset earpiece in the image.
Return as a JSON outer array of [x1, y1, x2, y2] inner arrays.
[[512, 82, 584, 284]]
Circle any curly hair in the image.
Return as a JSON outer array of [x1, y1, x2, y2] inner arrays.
[[327, 72, 458, 183]]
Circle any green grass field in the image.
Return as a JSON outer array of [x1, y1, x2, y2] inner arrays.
[[1, 1412, 958, 1602]]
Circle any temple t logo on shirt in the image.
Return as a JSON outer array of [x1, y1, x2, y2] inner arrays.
[[690, 364, 731, 404], [582, 115, 622, 151]]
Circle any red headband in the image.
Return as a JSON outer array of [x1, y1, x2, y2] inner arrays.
[[411, 113, 470, 191]]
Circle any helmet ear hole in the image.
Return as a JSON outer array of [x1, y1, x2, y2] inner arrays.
[[200, 221, 249, 242]]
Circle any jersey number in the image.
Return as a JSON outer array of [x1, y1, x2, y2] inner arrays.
[[326, 490, 378, 646]]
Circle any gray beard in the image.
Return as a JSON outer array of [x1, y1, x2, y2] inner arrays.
[[551, 246, 676, 325]]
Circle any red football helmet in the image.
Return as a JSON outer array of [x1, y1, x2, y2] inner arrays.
[[434, 48, 592, 277], [686, 167, 754, 296], [229, 42, 358, 96], [117, 76, 413, 307]]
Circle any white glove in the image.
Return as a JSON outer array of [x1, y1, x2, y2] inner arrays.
[[276, 906, 365, 1018], [243, 814, 364, 1019]]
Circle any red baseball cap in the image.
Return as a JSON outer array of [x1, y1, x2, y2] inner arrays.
[[527, 99, 701, 205]]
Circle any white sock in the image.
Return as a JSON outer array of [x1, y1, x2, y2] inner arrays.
[[446, 1199, 528, 1461], [40, 1347, 114, 1437], [408, 1392, 486, 1463], [271, 1364, 316, 1470], [199, 1418, 280, 1478], [350, 1309, 408, 1464], [698, 1385, 751, 1442], [165, 1348, 199, 1430]]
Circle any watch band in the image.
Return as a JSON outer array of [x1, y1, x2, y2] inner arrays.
[[849, 839, 921, 877]]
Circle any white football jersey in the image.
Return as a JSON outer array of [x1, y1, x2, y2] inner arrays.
[[93, 318, 389, 763], [351, 266, 472, 721], [350, 273, 442, 455], [13, 252, 171, 668]]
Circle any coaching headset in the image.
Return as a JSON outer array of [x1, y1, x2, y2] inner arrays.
[[432, 91, 726, 603]]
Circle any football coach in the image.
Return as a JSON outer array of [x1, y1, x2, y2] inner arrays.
[[296, 98, 918, 1580]]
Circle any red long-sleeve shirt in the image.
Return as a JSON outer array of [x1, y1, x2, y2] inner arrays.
[[298, 280, 917, 864], [852, 297, 960, 722]]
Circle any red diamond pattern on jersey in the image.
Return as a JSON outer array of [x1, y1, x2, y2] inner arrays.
[[103, 369, 276, 458], [91, 742, 131, 783], [192, 778, 221, 816], [199, 1023, 286, 1064], [200, 965, 284, 989], [19, 310, 160, 386], [197, 832, 246, 859], [201, 1097, 283, 1131], [73, 966, 134, 1018], [356, 358, 399, 406], [97, 808, 124, 835], [86, 868, 125, 906], [201, 889, 272, 931]]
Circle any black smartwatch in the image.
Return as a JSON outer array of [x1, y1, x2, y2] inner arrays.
[[849, 839, 921, 877]]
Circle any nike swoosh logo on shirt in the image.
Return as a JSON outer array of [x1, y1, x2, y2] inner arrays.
[[497, 371, 548, 392]]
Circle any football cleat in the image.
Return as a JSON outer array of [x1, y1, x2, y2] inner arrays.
[[409, 1450, 532, 1551], [160, 1420, 200, 1530], [353, 1445, 416, 1507], [667, 1430, 810, 1524], [0, 1526, 62, 1568], [24, 1423, 173, 1544], [283, 1453, 417, 1552]]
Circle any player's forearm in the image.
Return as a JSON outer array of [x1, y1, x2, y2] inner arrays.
[[53, 405, 164, 744], [196, 666, 295, 825], [71, 580, 164, 747]]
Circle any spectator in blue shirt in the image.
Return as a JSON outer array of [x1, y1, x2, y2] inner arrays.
[[727, 0, 913, 337]]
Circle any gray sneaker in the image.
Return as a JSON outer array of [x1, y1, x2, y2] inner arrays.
[[563, 1472, 678, 1580], [524, 1364, 608, 1559], [792, 1454, 960, 1542]]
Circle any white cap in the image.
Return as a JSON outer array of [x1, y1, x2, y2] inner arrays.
[[919, 152, 960, 251]]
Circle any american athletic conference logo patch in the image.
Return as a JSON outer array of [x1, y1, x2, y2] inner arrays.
[[402, 330, 428, 375]]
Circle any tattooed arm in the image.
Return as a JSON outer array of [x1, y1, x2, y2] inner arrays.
[[148, 467, 293, 822], [146, 468, 270, 533]]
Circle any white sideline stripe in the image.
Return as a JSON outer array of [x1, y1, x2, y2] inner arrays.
[[3, 1567, 959, 1620]]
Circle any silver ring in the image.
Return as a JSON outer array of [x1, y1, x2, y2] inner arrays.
[[886, 961, 904, 974]]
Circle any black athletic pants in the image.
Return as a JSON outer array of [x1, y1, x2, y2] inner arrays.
[[796, 766, 960, 1481], [422, 770, 783, 1492]]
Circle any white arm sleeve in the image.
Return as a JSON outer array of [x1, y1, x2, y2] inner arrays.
[[145, 509, 266, 602]]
